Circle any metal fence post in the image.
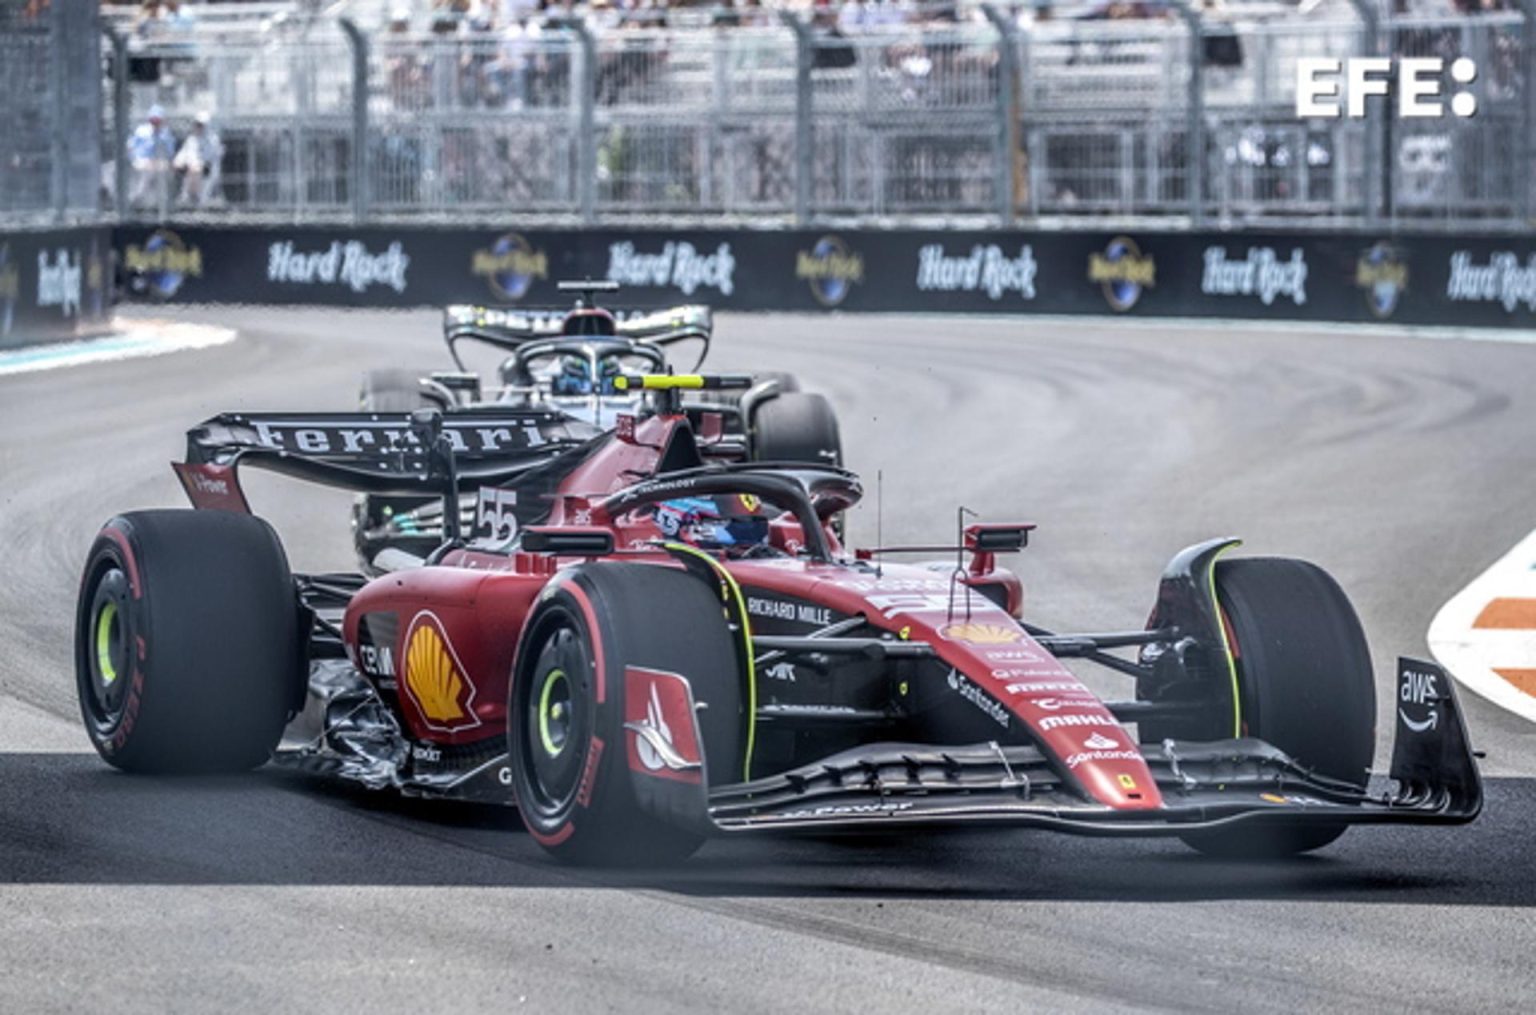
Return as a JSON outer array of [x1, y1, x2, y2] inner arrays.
[[1522, 0, 1536, 223], [338, 18, 370, 222], [103, 24, 130, 221], [48, 0, 68, 221], [548, 17, 598, 223], [980, 4, 1020, 226], [1346, 0, 1381, 227], [1169, 2, 1205, 225], [777, 11, 813, 225]]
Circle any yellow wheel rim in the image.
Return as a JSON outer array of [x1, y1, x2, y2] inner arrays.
[[95, 601, 119, 685], [537, 668, 569, 757]]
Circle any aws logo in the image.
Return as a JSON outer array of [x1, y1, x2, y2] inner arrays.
[[795, 234, 864, 307], [0, 243, 17, 337], [124, 229, 203, 300], [1355, 241, 1408, 318], [1087, 236, 1156, 312], [402, 611, 481, 733], [471, 232, 549, 302]]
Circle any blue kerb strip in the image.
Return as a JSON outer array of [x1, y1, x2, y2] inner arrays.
[[0, 335, 157, 370]]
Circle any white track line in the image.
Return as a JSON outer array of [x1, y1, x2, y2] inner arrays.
[[1428, 527, 1536, 725], [814, 311, 1536, 345], [0, 318, 236, 377]]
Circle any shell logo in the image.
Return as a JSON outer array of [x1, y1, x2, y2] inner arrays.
[[940, 622, 1024, 645], [403, 612, 481, 733]]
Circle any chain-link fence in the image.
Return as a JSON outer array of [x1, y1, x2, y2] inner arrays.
[[95, 3, 1536, 228], [2, 2, 104, 224]]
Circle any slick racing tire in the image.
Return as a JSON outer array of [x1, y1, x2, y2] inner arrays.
[[75, 510, 303, 773], [354, 368, 436, 570], [749, 391, 841, 468], [1180, 557, 1376, 859], [753, 371, 800, 396], [507, 563, 745, 866], [750, 391, 845, 538]]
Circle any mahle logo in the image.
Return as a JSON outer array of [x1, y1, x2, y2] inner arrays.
[[1088, 236, 1155, 312], [471, 232, 548, 302], [795, 234, 864, 307], [124, 229, 203, 299], [1355, 242, 1408, 318]]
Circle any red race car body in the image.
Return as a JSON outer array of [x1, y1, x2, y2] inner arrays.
[[76, 374, 1481, 864]]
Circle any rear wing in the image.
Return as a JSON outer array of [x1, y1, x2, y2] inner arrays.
[[443, 303, 712, 370], [175, 409, 602, 510]]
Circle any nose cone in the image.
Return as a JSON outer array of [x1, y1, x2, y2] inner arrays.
[[1070, 754, 1163, 810]]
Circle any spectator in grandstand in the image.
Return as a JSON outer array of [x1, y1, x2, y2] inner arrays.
[[385, 9, 432, 111], [432, 0, 472, 35], [172, 111, 222, 207], [731, 0, 773, 29], [500, 0, 541, 22], [811, 8, 857, 70], [125, 104, 176, 211], [586, 0, 622, 33], [491, 12, 545, 108], [134, 0, 193, 43], [838, 0, 907, 33], [595, 2, 660, 104]]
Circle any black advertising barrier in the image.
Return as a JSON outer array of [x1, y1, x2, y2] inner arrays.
[[112, 223, 1536, 329], [0, 226, 113, 349]]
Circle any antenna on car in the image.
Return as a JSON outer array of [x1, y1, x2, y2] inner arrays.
[[875, 470, 883, 579], [948, 505, 978, 623]]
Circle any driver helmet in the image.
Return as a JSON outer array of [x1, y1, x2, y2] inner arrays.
[[596, 355, 622, 394], [655, 494, 769, 550], [551, 354, 624, 396], [552, 354, 592, 395]]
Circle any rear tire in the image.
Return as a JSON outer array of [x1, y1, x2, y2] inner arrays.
[[751, 371, 800, 397], [354, 368, 435, 569], [751, 391, 845, 538], [507, 564, 744, 865], [74, 510, 302, 773], [1180, 557, 1376, 858], [750, 391, 842, 467]]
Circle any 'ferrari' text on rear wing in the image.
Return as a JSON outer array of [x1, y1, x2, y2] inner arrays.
[[177, 409, 602, 505]]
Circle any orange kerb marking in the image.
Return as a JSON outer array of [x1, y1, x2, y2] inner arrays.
[[1472, 598, 1536, 629], [1493, 669, 1536, 696]]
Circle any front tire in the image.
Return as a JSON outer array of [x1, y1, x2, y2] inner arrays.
[[75, 510, 303, 773], [507, 564, 744, 865], [1180, 557, 1376, 858]]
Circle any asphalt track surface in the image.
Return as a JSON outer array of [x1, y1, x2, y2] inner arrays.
[[2, 306, 1534, 1012]]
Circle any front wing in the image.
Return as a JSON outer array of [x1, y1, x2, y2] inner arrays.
[[701, 657, 1482, 837]]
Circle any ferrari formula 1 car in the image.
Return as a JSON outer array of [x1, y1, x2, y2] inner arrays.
[[75, 376, 1481, 864], [353, 282, 841, 571]]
